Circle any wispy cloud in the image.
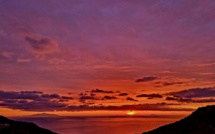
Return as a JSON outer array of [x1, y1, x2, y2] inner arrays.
[[66, 103, 193, 111], [0, 29, 6, 36], [17, 58, 31, 63], [197, 62, 215, 67], [1, 51, 14, 59]]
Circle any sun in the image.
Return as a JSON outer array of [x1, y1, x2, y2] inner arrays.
[[126, 110, 136, 115]]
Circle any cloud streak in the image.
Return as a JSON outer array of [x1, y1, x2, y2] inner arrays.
[[155, 81, 185, 87], [66, 103, 193, 111]]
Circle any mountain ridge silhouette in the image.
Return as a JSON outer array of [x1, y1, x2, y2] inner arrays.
[[143, 105, 215, 134], [0, 115, 57, 134]]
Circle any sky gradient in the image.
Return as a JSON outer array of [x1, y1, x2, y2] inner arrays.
[[0, 0, 215, 116]]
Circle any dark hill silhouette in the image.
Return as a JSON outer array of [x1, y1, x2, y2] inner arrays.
[[31, 113, 60, 118], [143, 105, 215, 134], [0, 115, 57, 134]]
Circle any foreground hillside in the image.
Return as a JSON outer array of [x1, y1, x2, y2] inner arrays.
[[143, 105, 215, 134], [0, 116, 57, 134]]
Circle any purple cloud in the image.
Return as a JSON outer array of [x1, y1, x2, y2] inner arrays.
[[166, 96, 215, 103], [126, 97, 138, 102], [136, 93, 163, 99], [102, 95, 117, 100], [165, 87, 215, 103], [118, 93, 128, 96], [0, 90, 73, 111], [168, 87, 215, 98], [91, 89, 114, 93], [0, 100, 67, 111], [135, 77, 158, 83], [25, 36, 58, 54], [79, 96, 96, 100], [0, 90, 193, 111], [166, 96, 178, 101], [155, 81, 185, 87]]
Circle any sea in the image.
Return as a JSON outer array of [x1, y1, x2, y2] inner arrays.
[[14, 116, 181, 134]]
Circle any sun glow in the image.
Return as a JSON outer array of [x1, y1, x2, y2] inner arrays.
[[126, 111, 136, 115]]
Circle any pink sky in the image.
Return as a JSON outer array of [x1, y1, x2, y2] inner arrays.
[[0, 0, 215, 116]]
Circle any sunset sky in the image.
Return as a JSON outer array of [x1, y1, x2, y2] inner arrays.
[[0, 0, 215, 117]]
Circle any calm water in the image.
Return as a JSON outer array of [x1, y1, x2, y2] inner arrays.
[[16, 117, 179, 134]]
